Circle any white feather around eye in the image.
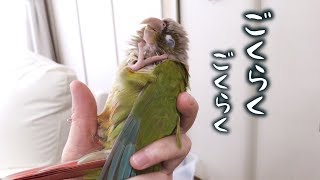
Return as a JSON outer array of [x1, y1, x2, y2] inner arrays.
[[165, 34, 175, 48]]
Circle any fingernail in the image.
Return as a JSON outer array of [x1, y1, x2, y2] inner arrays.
[[131, 152, 149, 168]]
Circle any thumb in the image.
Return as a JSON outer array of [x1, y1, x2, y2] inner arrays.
[[62, 80, 102, 162], [70, 80, 97, 124]]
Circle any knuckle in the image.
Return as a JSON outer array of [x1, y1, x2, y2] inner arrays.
[[145, 142, 166, 162], [181, 134, 192, 153], [143, 147, 156, 162], [194, 100, 199, 112], [166, 174, 173, 180], [160, 172, 173, 180]]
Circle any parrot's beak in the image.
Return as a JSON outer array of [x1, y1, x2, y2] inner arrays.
[[141, 17, 166, 33]]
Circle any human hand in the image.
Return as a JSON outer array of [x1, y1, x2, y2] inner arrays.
[[61, 80, 199, 179]]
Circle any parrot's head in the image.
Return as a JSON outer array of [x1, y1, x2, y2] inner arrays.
[[128, 17, 189, 71]]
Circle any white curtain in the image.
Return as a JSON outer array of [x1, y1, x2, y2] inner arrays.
[[25, 0, 57, 61]]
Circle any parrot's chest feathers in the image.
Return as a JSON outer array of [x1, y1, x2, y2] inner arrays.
[[139, 64, 156, 72], [134, 61, 161, 72]]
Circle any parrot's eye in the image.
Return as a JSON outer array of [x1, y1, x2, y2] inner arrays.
[[165, 34, 175, 48]]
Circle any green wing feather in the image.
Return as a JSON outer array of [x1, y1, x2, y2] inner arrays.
[[84, 63, 156, 179], [99, 60, 189, 179], [98, 64, 156, 149]]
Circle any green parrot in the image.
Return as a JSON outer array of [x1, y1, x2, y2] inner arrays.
[[83, 17, 189, 180]]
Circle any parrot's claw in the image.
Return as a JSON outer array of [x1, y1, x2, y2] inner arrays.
[[138, 41, 146, 49]]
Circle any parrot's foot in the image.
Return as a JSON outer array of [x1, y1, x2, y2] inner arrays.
[[129, 54, 168, 71], [129, 41, 168, 71], [77, 149, 111, 164]]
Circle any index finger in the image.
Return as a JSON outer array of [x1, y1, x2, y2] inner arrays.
[[177, 92, 199, 133]]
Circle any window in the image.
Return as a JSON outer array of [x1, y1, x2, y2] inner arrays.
[[1, 0, 177, 93]]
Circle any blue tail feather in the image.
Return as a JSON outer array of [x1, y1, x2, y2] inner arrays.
[[99, 117, 140, 180], [106, 140, 125, 179], [118, 144, 135, 179], [130, 169, 137, 177]]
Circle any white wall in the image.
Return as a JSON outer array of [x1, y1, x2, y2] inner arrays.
[[0, 1, 28, 57], [181, 0, 259, 179], [256, 1, 320, 180], [181, 0, 320, 179]]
